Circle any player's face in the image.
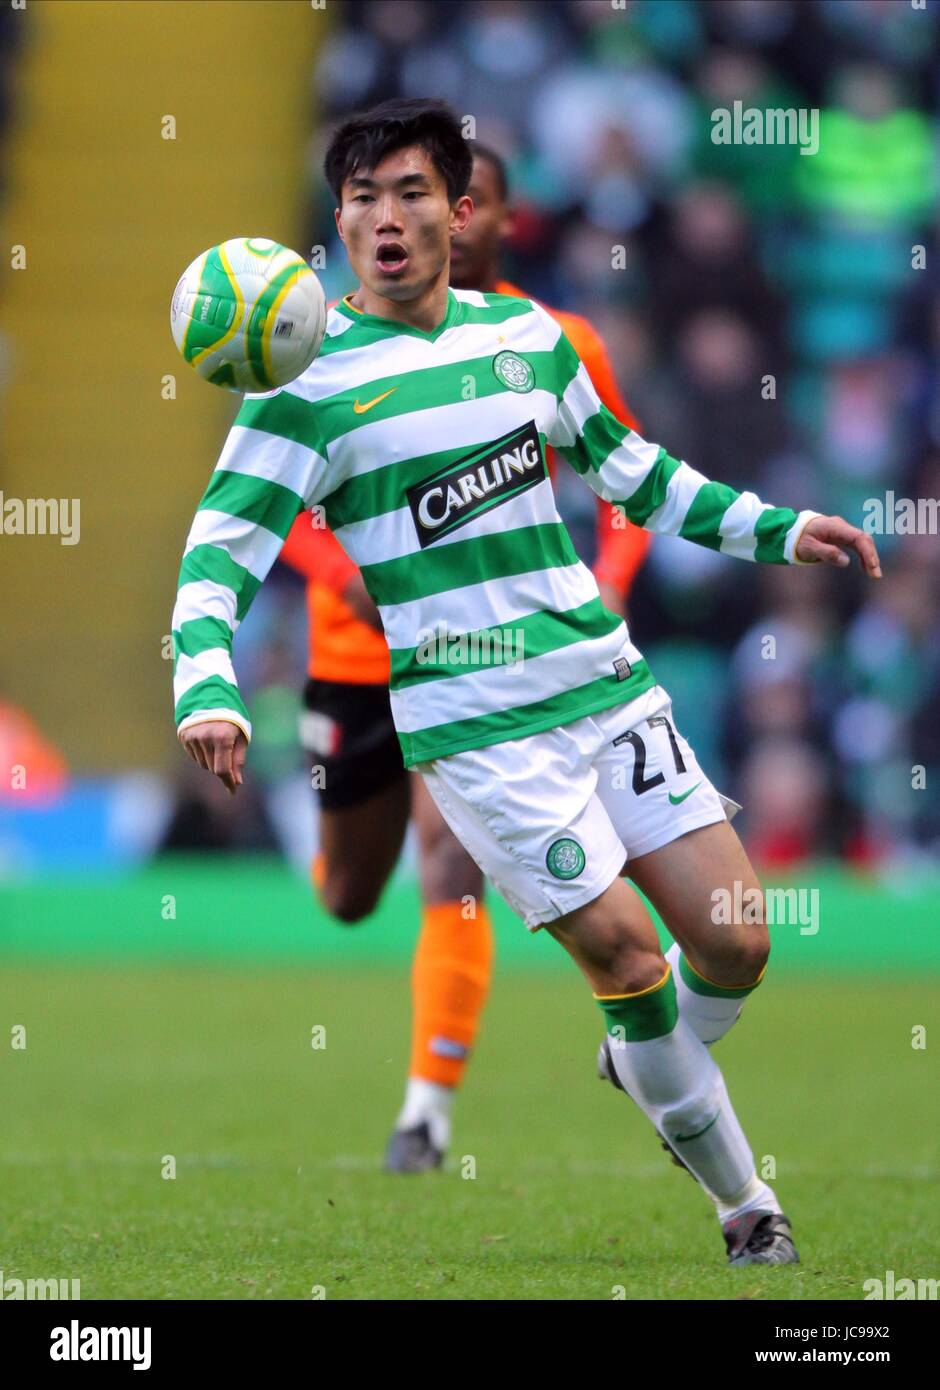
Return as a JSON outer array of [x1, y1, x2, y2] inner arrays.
[[336, 145, 471, 304], [449, 156, 512, 288]]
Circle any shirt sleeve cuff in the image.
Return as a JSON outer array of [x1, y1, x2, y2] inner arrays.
[[177, 709, 252, 744], [785, 510, 824, 565]]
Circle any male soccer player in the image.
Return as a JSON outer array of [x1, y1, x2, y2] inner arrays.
[[173, 99, 881, 1264], [277, 140, 649, 1173]]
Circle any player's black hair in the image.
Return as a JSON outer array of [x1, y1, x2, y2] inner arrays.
[[324, 98, 473, 204], [467, 140, 509, 203]]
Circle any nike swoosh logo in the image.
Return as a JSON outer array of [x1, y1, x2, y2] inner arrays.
[[353, 387, 397, 414], [668, 781, 702, 806]]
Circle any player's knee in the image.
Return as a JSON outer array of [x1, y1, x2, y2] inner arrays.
[[603, 941, 667, 996], [728, 925, 770, 983], [317, 873, 380, 925], [701, 926, 769, 985], [738, 929, 770, 981]]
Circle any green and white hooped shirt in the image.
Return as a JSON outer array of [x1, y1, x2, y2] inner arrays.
[[172, 289, 818, 766]]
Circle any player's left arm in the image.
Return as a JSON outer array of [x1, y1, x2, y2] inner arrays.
[[535, 306, 881, 577]]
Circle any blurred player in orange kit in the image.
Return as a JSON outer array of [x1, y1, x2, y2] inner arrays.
[[278, 142, 650, 1172]]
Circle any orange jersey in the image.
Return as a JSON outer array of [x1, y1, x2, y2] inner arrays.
[[280, 286, 650, 684]]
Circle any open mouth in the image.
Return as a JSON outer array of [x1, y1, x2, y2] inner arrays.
[[376, 241, 409, 274]]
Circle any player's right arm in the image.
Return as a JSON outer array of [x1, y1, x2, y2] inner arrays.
[[172, 390, 331, 790]]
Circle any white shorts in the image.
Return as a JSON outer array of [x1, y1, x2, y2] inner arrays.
[[416, 685, 734, 930]]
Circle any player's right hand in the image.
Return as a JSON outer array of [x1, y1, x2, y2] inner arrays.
[[178, 720, 247, 795]]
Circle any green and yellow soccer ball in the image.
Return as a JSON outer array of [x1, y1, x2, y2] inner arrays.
[[170, 237, 327, 392]]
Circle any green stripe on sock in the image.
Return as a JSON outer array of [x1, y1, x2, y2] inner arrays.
[[596, 971, 678, 1042], [678, 952, 762, 1000], [672, 1110, 720, 1143]]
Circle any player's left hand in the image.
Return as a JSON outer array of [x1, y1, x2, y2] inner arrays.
[[796, 515, 882, 578]]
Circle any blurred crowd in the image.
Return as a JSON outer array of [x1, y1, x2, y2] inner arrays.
[[246, 0, 938, 869], [13, 0, 926, 873], [0, 0, 934, 873]]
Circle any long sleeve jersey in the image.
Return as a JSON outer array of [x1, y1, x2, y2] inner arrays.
[[277, 280, 650, 686], [172, 289, 818, 767]]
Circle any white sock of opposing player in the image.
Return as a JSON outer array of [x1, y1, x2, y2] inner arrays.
[[596, 965, 780, 1218], [395, 1077, 454, 1153], [665, 941, 764, 1047]]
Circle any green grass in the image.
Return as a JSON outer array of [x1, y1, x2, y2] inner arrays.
[[1, 962, 936, 1299], [2, 858, 940, 972]]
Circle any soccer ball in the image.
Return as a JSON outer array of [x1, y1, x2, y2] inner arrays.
[[170, 237, 327, 392]]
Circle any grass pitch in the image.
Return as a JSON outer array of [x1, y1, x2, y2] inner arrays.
[[1, 959, 936, 1300]]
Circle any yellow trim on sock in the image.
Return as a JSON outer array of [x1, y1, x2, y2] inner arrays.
[[594, 962, 671, 1002], [682, 953, 767, 992]]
